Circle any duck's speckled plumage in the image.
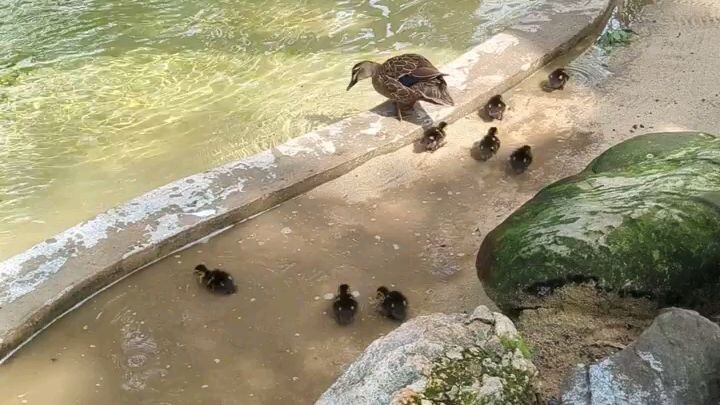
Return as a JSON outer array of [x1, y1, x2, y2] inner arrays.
[[348, 54, 454, 121]]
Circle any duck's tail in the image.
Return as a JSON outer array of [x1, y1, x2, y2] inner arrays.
[[416, 75, 454, 106]]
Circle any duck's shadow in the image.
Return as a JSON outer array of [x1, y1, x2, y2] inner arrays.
[[478, 109, 495, 123], [370, 102, 447, 154], [370, 101, 435, 128], [540, 80, 557, 93]]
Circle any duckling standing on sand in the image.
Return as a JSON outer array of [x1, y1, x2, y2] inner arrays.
[[420, 121, 448, 152], [509, 145, 533, 174], [484, 95, 506, 121], [545, 68, 569, 91], [194, 264, 237, 295], [471, 127, 501, 161], [376, 286, 408, 322], [333, 284, 358, 325]]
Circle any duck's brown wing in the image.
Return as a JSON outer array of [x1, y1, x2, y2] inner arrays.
[[382, 54, 454, 106], [374, 73, 425, 105], [381, 54, 438, 79], [413, 75, 454, 106]]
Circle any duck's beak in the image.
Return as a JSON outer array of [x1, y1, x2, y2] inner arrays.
[[347, 74, 358, 91]]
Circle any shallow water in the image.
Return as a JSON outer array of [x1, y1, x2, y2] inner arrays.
[[0, 177, 490, 405], [0, 0, 543, 259]]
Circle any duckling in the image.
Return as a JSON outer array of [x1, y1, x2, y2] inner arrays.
[[420, 121, 448, 152], [484, 95, 506, 121], [471, 127, 501, 161], [509, 145, 533, 174], [333, 284, 358, 325], [376, 286, 408, 322], [194, 264, 237, 295], [545, 68, 569, 91]]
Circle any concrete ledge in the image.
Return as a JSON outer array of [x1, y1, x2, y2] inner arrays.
[[0, 0, 612, 360]]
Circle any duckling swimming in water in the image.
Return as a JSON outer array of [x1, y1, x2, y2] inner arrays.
[[194, 264, 237, 295], [545, 68, 569, 91], [333, 284, 358, 325], [420, 121, 448, 152], [485, 95, 506, 121], [376, 286, 408, 322], [509, 145, 533, 174], [471, 127, 501, 161]]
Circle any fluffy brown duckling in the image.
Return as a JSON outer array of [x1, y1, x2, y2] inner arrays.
[[545, 68, 569, 91], [376, 286, 408, 322], [194, 264, 237, 295], [509, 145, 533, 174], [484, 95, 506, 121], [471, 127, 501, 161], [333, 284, 358, 325], [420, 121, 448, 152]]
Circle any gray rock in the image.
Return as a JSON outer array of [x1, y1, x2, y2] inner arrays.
[[316, 306, 538, 405], [493, 312, 519, 338], [467, 305, 495, 325], [560, 308, 720, 405]]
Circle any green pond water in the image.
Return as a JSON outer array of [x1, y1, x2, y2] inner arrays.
[[0, 0, 539, 259]]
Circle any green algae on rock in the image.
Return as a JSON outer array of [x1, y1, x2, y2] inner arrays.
[[476, 132, 720, 308], [414, 345, 538, 405]]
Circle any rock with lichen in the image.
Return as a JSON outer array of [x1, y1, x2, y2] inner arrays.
[[476, 132, 720, 308], [315, 306, 539, 405]]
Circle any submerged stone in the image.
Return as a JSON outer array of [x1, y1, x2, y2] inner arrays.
[[476, 132, 720, 307]]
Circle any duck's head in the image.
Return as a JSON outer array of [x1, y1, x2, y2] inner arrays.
[[488, 127, 498, 137], [550, 68, 568, 81], [347, 61, 379, 91], [339, 283, 351, 294], [377, 286, 390, 299], [194, 264, 209, 275], [488, 95, 505, 108]]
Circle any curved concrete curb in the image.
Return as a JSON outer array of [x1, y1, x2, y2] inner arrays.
[[0, 0, 612, 360]]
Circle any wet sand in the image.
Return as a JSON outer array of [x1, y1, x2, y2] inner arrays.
[[3, 0, 720, 403]]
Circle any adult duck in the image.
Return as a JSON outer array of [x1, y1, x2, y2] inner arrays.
[[347, 54, 454, 121]]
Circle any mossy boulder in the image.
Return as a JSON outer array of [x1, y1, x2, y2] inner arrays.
[[476, 132, 720, 308]]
